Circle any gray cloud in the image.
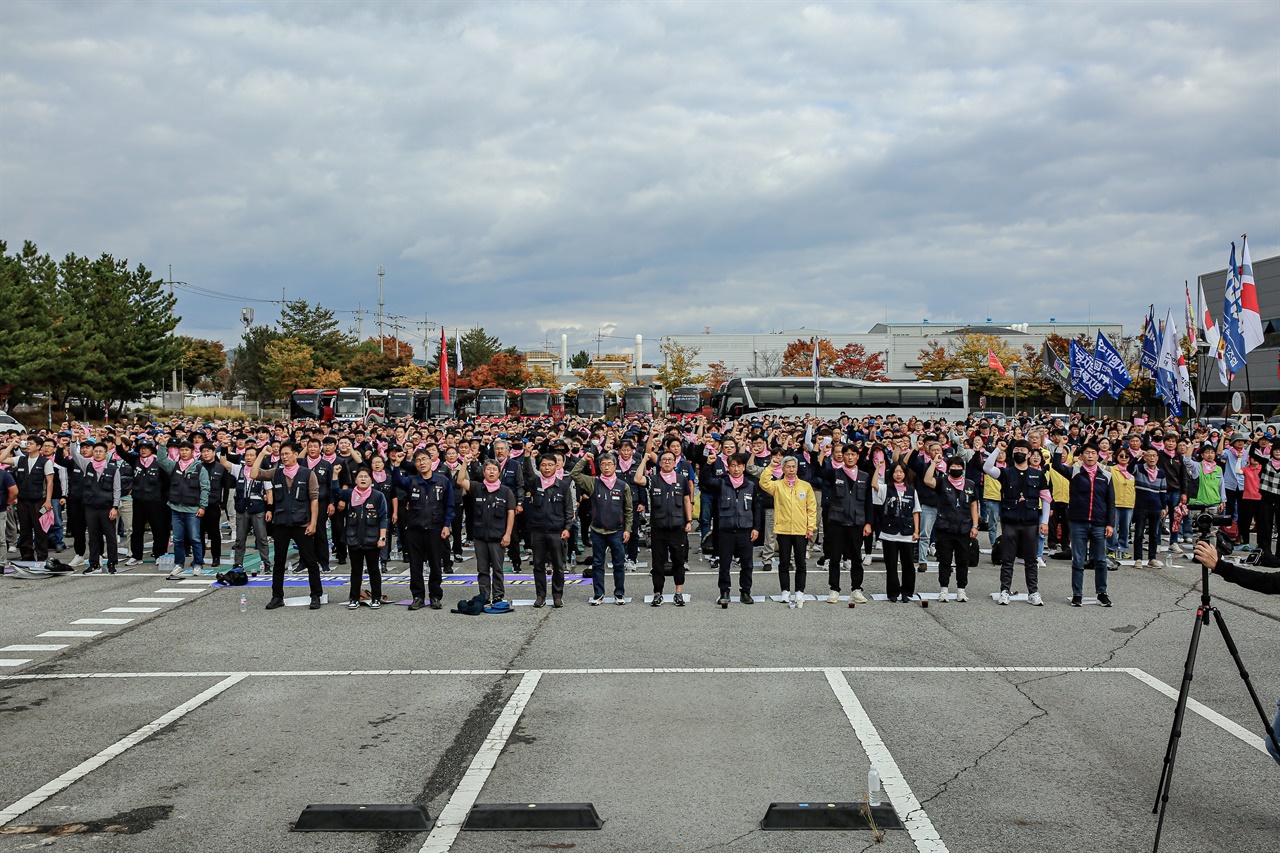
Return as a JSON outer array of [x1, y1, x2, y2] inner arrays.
[[2, 0, 1276, 359]]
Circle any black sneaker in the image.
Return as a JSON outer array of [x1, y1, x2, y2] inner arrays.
[[83, 566, 99, 574], [739, 592, 754, 605], [673, 593, 685, 607], [265, 597, 284, 610], [717, 594, 729, 608], [107, 565, 116, 574], [651, 593, 663, 607], [1071, 596, 1083, 607], [1098, 594, 1112, 607], [429, 599, 443, 610]]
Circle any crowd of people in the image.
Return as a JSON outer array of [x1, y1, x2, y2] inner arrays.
[[3, 406, 1277, 613]]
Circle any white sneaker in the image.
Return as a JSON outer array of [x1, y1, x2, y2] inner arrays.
[[124, 557, 140, 567], [1028, 591, 1044, 607], [779, 591, 792, 603], [167, 569, 184, 581], [590, 596, 604, 606], [1169, 543, 1183, 554], [851, 588, 868, 604], [998, 589, 1011, 606], [955, 588, 969, 602], [938, 586, 948, 603], [69, 554, 86, 567], [625, 559, 637, 572], [1036, 557, 1047, 568], [826, 590, 840, 604], [863, 554, 873, 566], [795, 592, 804, 609]]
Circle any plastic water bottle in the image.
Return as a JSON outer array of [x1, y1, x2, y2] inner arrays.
[[1164, 549, 1174, 569], [239, 593, 248, 613], [158, 554, 173, 574], [867, 763, 882, 807]]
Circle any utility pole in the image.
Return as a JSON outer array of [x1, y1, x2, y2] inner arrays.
[[377, 265, 385, 353], [356, 302, 362, 339], [169, 265, 178, 393]]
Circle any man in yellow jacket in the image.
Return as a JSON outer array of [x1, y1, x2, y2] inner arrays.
[[754, 455, 818, 609]]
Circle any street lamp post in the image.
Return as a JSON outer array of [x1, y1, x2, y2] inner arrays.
[[1011, 364, 1020, 418]]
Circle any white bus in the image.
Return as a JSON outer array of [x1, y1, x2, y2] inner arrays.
[[332, 387, 388, 425], [715, 376, 969, 422]]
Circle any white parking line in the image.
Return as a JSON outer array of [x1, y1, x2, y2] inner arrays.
[[102, 607, 160, 613], [154, 588, 202, 594], [418, 671, 543, 853], [72, 618, 132, 625], [1126, 668, 1268, 754], [825, 668, 947, 853], [0, 660, 32, 667], [38, 631, 102, 638], [0, 674, 247, 827], [129, 598, 186, 603], [0, 645, 68, 652]]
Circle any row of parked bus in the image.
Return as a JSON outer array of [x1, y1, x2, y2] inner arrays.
[[290, 384, 713, 424]]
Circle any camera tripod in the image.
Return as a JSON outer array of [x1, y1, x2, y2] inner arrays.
[[1151, 540, 1280, 852]]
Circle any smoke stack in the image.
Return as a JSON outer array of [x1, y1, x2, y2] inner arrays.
[[635, 335, 643, 381], [561, 334, 568, 375]]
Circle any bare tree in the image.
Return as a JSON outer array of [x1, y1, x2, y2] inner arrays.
[[749, 349, 785, 377]]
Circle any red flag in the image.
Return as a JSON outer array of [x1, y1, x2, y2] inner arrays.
[[440, 328, 451, 405], [987, 348, 1006, 376]]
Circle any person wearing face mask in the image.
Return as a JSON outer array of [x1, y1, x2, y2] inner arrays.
[[464, 460, 514, 606], [1051, 443, 1116, 607], [923, 453, 980, 603], [983, 439, 1050, 607]]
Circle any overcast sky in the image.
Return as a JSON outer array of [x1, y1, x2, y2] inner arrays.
[[3, 0, 1277, 360]]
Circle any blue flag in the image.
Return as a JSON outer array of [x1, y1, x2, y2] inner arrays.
[[1220, 242, 1248, 376], [1070, 340, 1107, 401], [1094, 331, 1131, 397], [1139, 307, 1159, 376]]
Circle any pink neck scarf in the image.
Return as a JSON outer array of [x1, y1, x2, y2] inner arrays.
[[139, 455, 155, 468], [894, 482, 907, 494], [771, 465, 783, 478], [1082, 463, 1098, 477], [1271, 458, 1280, 470], [784, 475, 798, 486], [1145, 464, 1159, 478], [91, 459, 107, 473], [600, 474, 617, 489], [351, 485, 372, 506], [321, 453, 337, 464], [539, 474, 557, 489], [282, 463, 301, 479], [372, 470, 387, 483], [728, 473, 744, 488], [483, 479, 501, 493], [660, 470, 678, 485], [947, 474, 965, 489], [176, 457, 195, 473]]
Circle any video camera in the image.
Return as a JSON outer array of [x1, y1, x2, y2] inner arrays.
[[1193, 512, 1235, 562]]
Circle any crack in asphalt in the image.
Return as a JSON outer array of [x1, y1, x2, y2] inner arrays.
[[691, 826, 763, 851], [1091, 582, 1199, 670]]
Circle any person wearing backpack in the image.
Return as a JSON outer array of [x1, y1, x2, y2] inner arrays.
[[1051, 442, 1116, 607]]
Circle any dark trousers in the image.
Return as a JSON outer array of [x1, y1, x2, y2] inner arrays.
[[474, 539, 506, 602], [200, 506, 223, 563], [999, 521, 1040, 593], [66, 498, 87, 557], [270, 524, 320, 598], [715, 526, 752, 595], [1225, 488, 1243, 521], [405, 526, 446, 601], [651, 526, 687, 592], [1258, 492, 1280, 555], [1049, 502, 1070, 551], [625, 509, 642, 562], [1133, 507, 1162, 560], [936, 530, 972, 589], [825, 521, 864, 591], [132, 498, 169, 559], [311, 510, 331, 568], [1237, 498, 1260, 547], [530, 530, 565, 599], [776, 533, 807, 592], [348, 546, 381, 601], [85, 506, 117, 568], [331, 510, 347, 562], [506, 516, 525, 570], [883, 539, 916, 599], [16, 498, 48, 561]]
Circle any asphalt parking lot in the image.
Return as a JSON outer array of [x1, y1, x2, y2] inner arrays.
[[2, 541, 1277, 853]]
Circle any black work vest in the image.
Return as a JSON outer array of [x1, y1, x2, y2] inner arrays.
[[118, 459, 134, 496], [272, 467, 312, 526], [590, 478, 626, 531], [526, 477, 572, 532], [168, 461, 204, 508], [1000, 466, 1045, 525], [65, 461, 86, 501], [881, 485, 918, 537], [132, 460, 165, 502], [934, 477, 977, 534], [304, 458, 334, 507], [715, 480, 756, 530], [472, 484, 515, 541], [343, 491, 386, 550], [829, 468, 870, 527], [83, 461, 119, 509], [647, 472, 688, 529], [402, 473, 448, 530], [234, 468, 268, 514], [201, 461, 223, 507], [14, 454, 49, 501]]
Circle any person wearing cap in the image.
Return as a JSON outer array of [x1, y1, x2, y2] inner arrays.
[[1219, 431, 1250, 527], [570, 449, 633, 605], [120, 436, 171, 565], [153, 435, 211, 579], [1186, 443, 1227, 518], [984, 438, 1050, 607], [396, 447, 457, 611], [1156, 432, 1190, 554], [0, 434, 55, 563]]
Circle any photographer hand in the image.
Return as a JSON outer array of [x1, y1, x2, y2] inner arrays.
[[1193, 539, 1219, 572]]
